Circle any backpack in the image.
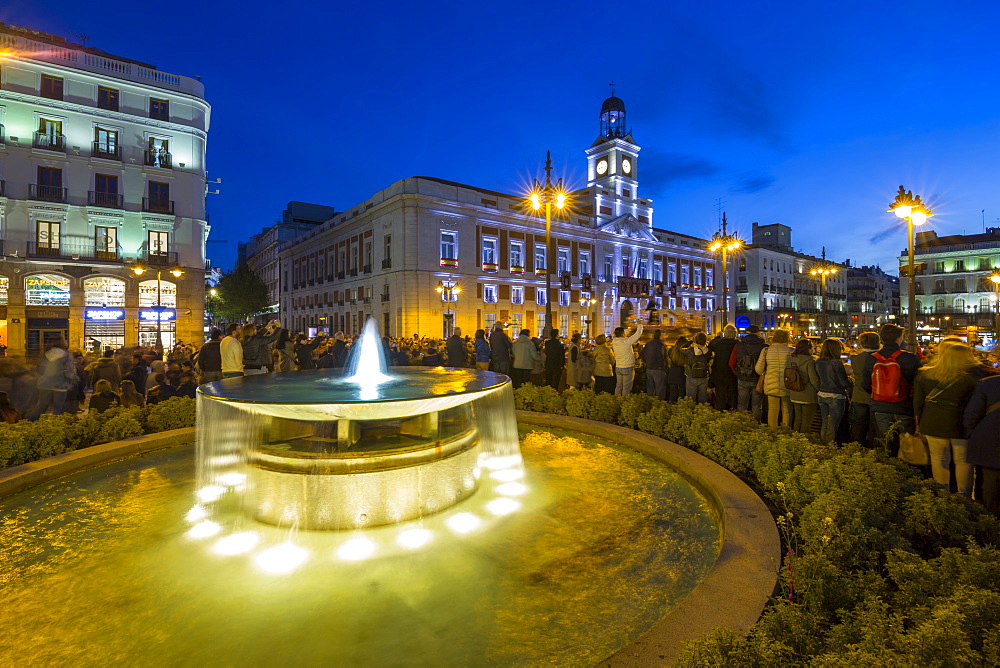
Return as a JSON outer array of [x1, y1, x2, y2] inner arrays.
[[735, 345, 757, 381], [870, 350, 909, 403], [784, 362, 806, 392], [688, 351, 709, 378]]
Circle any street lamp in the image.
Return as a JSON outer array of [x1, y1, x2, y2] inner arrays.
[[708, 212, 743, 332], [435, 279, 461, 337], [528, 150, 568, 337], [990, 271, 1000, 344], [809, 250, 838, 340], [579, 295, 597, 339], [889, 185, 933, 348], [133, 260, 184, 351]]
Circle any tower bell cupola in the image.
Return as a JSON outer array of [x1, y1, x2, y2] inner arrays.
[[600, 92, 628, 139]]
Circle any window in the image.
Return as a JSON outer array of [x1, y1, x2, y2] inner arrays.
[[706, 268, 714, 289], [693, 298, 702, 310], [440, 230, 457, 260], [36, 118, 64, 150], [84, 277, 126, 307], [510, 241, 524, 269], [536, 287, 547, 305], [535, 245, 546, 272], [622, 252, 630, 276], [148, 230, 169, 257], [603, 315, 611, 336], [98, 86, 119, 111], [93, 174, 119, 208], [138, 279, 176, 307], [25, 274, 70, 306], [511, 286, 524, 305], [681, 266, 690, 285], [147, 137, 171, 168], [485, 313, 497, 331], [0, 277, 6, 305], [147, 181, 171, 213], [559, 290, 570, 306], [668, 264, 677, 286], [669, 297, 677, 310], [955, 278, 967, 292], [653, 261, 663, 283], [484, 284, 498, 303], [149, 97, 169, 121], [739, 259, 747, 271], [94, 127, 120, 159], [40, 74, 63, 100], [511, 313, 523, 331], [638, 258, 648, 279], [981, 297, 992, 310], [693, 267, 702, 287], [560, 314, 569, 338], [954, 297, 966, 311], [579, 250, 591, 277], [364, 241, 373, 271], [36, 220, 60, 254], [95, 226, 118, 257], [537, 314, 547, 338], [383, 235, 391, 267], [557, 248, 570, 274], [604, 254, 613, 280], [978, 257, 992, 271], [955, 259, 966, 272], [934, 261, 945, 273], [482, 237, 498, 265], [36, 166, 63, 201], [682, 297, 690, 310]]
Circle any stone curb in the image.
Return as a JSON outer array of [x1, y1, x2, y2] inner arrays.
[[515, 411, 780, 667], [0, 427, 196, 500]]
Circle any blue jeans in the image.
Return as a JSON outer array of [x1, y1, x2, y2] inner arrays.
[[685, 377, 710, 404], [818, 394, 846, 444], [645, 368, 667, 400], [738, 380, 764, 422]]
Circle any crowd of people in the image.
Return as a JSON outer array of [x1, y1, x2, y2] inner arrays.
[[3, 318, 999, 513]]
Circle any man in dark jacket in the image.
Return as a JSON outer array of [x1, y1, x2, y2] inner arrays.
[[709, 325, 740, 411], [964, 375, 1000, 514], [124, 352, 148, 394], [860, 323, 921, 439], [446, 328, 467, 368], [543, 329, 565, 389], [488, 324, 513, 375], [87, 349, 122, 390], [640, 330, 667, 400], [729, 325, 768, 421], [196, 329, 223, 382], [327, 333, 348, 368]]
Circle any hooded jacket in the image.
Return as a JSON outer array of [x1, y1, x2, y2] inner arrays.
[[37, 347, 77, 392]]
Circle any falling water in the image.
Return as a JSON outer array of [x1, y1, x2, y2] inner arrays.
[[346, 317, 393, 386]]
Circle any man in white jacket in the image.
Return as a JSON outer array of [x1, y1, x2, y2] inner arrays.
[[610, 325, 643, 395]]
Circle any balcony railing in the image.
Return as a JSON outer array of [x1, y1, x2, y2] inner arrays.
[[33, 132, 66, 151], [362, 297, 371, 305], [142, 198, 175, 214], [350, 268, 358, 277], [139, 249, 178, 265], [337, 271, 345, 279], [29, 184, 67, 202], [27, 242, 123, 261], [363, 264, 372, 274], [92, 141, 121, 160], [380, 293, 390, 303], [88, 191, 124, 208], [144, 150, 172, 169], [381, 259, 392, 269], [337, 300, 345, 307], [510, 265, 524, 274]]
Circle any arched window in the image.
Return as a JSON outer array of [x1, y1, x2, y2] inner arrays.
[[84, 277, 126, 307], [953, 297, 966, 311], [934, 298, 946, 312], [915, 299, 922, 313], [139, 279, 176, 307], [25, 274, 70, 306]]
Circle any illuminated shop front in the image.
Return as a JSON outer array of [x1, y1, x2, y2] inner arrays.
[[25, 274, 71, 356], [84, 277, 127, 353], [138, 279, 177, 348], [0, 277, 7, 353]]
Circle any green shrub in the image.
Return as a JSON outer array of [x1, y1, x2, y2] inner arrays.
[[617, 393, 655, 429], [143, 396, 197, 433]]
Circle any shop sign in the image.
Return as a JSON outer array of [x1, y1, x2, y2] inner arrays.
[[85, 308, 126, 321], [139, 308, 176, 322], [25, 309, 68, 319]]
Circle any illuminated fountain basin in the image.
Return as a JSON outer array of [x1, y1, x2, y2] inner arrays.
[[197, 367, 518, 531]]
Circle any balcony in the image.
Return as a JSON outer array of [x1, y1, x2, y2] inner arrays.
[[363, 264, 372, 274], [380, 293, 390, 303], [142, 197, 175, 214], [482, 262, 498, 273], [27, 242, 123, 262], [29, 184, 67, 203], [362, 297, 372, 305], [337, 271, 345, 279], [337, 300, 345, 307], [139, 249, 178, 265], [510, 265, 524, 274], [33, 132, 65, 151], [350, 268, 358, 277], [92, 141, 121, 161], [440, 257, 459, 269], [381, 259, 392, 269], [88, 191, 124, 209], [144, 150, 172, 169]]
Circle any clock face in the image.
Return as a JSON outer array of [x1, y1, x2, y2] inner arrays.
[[596, 159, 608, 175], [621, 158, 632, 175]]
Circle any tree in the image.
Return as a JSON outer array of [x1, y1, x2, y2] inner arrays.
[[214, 264, 270, 322]]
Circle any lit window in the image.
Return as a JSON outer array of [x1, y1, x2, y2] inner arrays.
[[557, 248, 569, 274], [536, 288, 547, 305], [482, 237, 498, 266], [559, 290, 570, 306], [535, 245, 546, 272], [149, 97, 169, 121], [579, 251, 591, 277], [511, 286, 523, 305], [653, 261, 663, 283], [559, 314, 569, 338], [484, 284, 498, 303], [509, 241, 524, 269], [440, 230, 457, 261]]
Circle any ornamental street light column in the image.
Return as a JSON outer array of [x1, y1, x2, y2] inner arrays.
[[888, 186, 932, 348], [991, 271, 1000, 344], [436, 279, 461, 338], [809, 248, 838, 340], [529, 151, 567, 337], [708, 212, 743, 332], [132, 261, 184, 351]]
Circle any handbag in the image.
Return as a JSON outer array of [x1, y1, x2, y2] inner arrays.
[[754, 357, 766, 394], [898, 431, 930, 467]]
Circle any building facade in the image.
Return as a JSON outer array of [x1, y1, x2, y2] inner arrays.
[[0, 24, 210, 357], [900, 227, 1000, 343], [846, 263, 897, 336], [277, 96, 729, 340]]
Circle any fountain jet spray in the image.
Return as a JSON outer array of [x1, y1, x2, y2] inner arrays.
[[346, 317, 393, 399]]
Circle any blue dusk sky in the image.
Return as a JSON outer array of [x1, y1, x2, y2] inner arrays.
[[6, 1, 1000, 272]]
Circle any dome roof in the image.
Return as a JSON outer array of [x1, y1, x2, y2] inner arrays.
[[601, 95, 626, 113]]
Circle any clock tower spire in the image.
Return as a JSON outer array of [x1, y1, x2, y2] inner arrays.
[[585, 90, 650, 227]]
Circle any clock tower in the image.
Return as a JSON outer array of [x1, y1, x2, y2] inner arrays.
[[585, 91, 651, 228]]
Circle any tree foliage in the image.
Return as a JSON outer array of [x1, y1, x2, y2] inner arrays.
[[215, 264, 270, 322]]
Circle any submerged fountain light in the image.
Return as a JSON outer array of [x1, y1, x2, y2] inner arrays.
[[486, 498, 520, 516], [196, 485, 225, 503], [447, 513, 481, 534], [186, 505, 208, 522], [256, 543, 308, 574], [214, 532, 259, 555], [496, 482, 527, 496], [337, 537, 376, 561], [397, 528, 432, 549], [188, 520, 222, 539]]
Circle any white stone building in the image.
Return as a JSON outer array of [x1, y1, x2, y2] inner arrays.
[[0, 23, 210, 357]]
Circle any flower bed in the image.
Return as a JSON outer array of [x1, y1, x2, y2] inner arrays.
[[0, 397, 197, 470], [513, 384, 1000, 665]]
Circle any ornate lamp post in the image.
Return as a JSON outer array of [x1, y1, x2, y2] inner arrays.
[[579, 296, 597, 339], [528, 151, 568, 337], [132, 261, 183, 350], [889, 186, 933, 348], [990, 271, 1000, 344], [435, 279, 461, 337], [809, 249, 838, 340], [708, 212, 743, 332]]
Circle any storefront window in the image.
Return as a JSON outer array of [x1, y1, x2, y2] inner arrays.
[[138, 279, 177, 307], [0, 276, 7, 305], [84, 277, 126, 307], [25, 274, 70, 306]]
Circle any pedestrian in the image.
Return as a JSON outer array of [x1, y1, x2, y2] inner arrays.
[[488, 324, 513, 375], [124, 352, 149, 394], [683, 332, 713, 404], [849, 331, 880, 446], [814, 338, 853, 444], [147, 373, 176, 404], [860, 323, 921, 442], [708, 325, 739, 410], [576, 348, 595, 389], [273, 329, 296, 372], [566, 333, 581, 389], [755, 328, 793, 428], [86, 349, 122, 390], [221, 323, 244, 378], [295, 332, 329, 370], [730, 325, 768, 421], [196, 329, 224, 382], [422, 346, 445, 366], [530, 337, 546, 387], [964, 374, 1000, 514], [119, 379, 145, 409], [510, 330, 538, 388], [28, 338, 77, 420], [544, 329, 565, 389], [915, 341, 989, 498], [175, 371, 199, 398], [473, 329, 491, 370], [785, 338, 820, 434], [592, 334, 615, 394], [0, 390, 21, 424], [447, 327, 467, 368], [88, 379, 121, 413], [640, 329, 667, 400], [240, 320, 281, 375], [610, 325, 643, 395], [667, 336, 688, 402]]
